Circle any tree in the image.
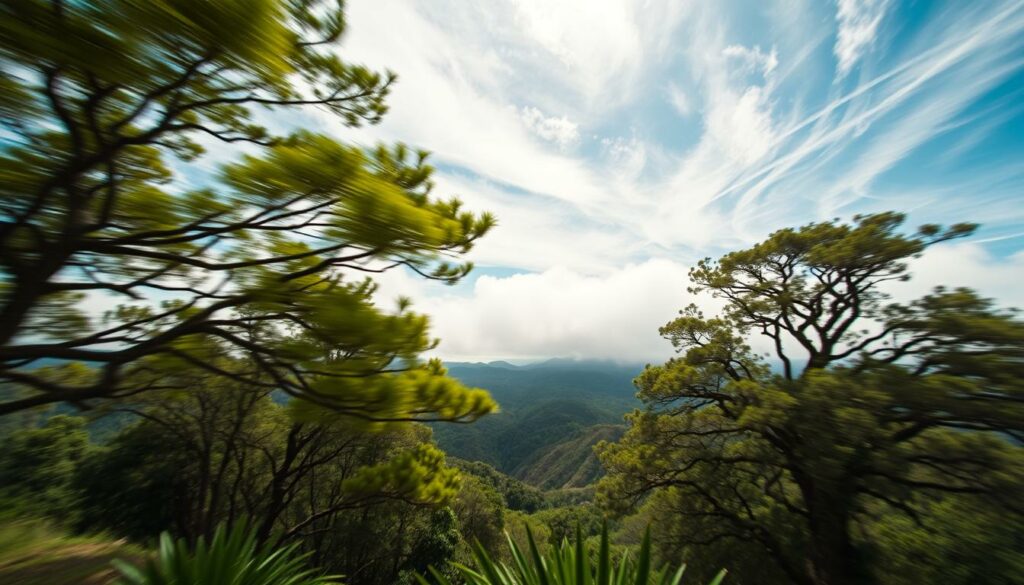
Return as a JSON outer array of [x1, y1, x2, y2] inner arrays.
[[597, 213, 1024, 585], [75, 377, 465, 547], [864, 492, 1024, 585], [450, 475, 505, 556], [0, 0, 495, 421], [531, 504, 604, 548], [0, 414, 91, 522]]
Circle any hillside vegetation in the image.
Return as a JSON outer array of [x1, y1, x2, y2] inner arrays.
[[432, 360, 639, 485], [515, 424, 624, 489]]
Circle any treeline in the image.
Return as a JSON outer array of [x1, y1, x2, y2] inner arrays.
[[0, 380, 622, 585]]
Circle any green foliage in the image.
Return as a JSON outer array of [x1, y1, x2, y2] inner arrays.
[[452, 476, 507, 556], [531, 505, 604, 549], [598, 213, 1024, 585], [543, 488, 596, 509], [503, 512, 553, 562], [68, 381, 471, 585], [418, 525, 725, 585], [342, 443, 461, 505], [0, 415, 91, 522], [74, 418, 196, 540], [516, 425, 623, 490], [864, 493, 1024, 585], [450, 459, 546, 513], [0, 0, 495, 423], [400, 508, 463, 585], [112, 523, 339, 585]]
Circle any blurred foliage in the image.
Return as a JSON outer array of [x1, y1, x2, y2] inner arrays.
[[531, 504, 605, 549], [598, 213, 1024, 585], [0, 516, 144, 585], [0, 0, 495, 423], [0, 415, 91, 523], [864, 493, 1024, 585]]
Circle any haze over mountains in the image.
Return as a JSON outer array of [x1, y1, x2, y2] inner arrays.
[[433, 359, 642, 489]]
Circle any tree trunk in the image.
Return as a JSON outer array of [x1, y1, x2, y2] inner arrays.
[[804, 491, 871, 585]]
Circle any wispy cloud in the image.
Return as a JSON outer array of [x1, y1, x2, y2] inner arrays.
[[328, 0, 1024, 360], [834, 0, 889, 78]]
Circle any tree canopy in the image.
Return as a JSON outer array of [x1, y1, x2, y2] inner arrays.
[[597, 213, 1024, 585], [0, 0, 495, 421]]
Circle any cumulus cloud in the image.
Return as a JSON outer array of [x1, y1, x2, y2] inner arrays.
[[387, 242, 1024, 363], [834, 0, 889, 78], [415, 259, 699, 362], [895, 242, 1024, 309], [520, 106, 580, 149]]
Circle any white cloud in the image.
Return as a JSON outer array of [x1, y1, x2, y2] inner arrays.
[[719, 1, 1024, 236], [666, 83, 692, 117], [834, 0, 889, 78], [723, 44, 779, 77], [895, 243, 1024, 309], [519, 106, 580, 149], [324, 0, 1024, 362], [401, 243, 1024, 363], [429, 172, 645, 274], [417, 259, 698, 362], [705, 85, 778, 166], [507, 0, 686, 108], [601, 135, 647, 179]]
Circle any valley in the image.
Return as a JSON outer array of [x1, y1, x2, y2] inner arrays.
[[433, 359, 640, 490]]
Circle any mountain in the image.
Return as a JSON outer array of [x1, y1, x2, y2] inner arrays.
[[432, 359, 642, 487], [514, 423, 625, 489]]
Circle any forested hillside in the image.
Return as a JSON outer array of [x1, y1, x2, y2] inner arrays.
[[432, 360, 637, 485]]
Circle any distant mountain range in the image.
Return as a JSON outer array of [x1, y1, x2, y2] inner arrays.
[[433, 359, 644, 489]]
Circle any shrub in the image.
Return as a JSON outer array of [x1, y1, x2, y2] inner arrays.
[[113, 524, 339, 585]]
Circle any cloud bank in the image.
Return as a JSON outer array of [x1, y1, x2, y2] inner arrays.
[[331, 0, 1024, 361]]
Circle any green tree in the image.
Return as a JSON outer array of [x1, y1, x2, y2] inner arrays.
[[0, 414, 91, 522], [598, 213, 1024, 585], [75, 379, 466, 545], [864, 492, 1024, 585], [0, 0, 495, 421], [451, 475, 506, 556], [532, 504, 604, 548], [449, 459, 546, 513]]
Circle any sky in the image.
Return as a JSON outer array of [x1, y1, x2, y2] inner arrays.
[[303, 0, 1024, 363]]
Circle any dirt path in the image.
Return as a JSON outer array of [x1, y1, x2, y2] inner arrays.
[[0, 541, 143, 585]]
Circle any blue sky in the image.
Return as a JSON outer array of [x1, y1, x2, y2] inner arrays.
[[301, 0, 1024, 362]]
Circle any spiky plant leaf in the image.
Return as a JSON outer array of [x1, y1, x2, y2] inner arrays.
[[112, 523, 340, 585], [419, 524, 723, 585]]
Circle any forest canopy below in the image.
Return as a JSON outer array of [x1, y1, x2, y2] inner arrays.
[[0, 2, 1022, 585]]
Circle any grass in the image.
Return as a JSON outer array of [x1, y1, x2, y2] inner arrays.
[[0, 517, 145, 585]]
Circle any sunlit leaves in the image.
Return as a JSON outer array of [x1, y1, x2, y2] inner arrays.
[[0, 0, 495, 422], [342, 443, 462, 506]]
